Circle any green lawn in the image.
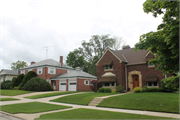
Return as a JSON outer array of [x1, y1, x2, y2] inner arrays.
[[50, 92, 118, 105], [98, 92, 179, 113], [25, 91, 77, 99], [1, 102, 71, 114], [1, 90, 33, 96], [1, 98, 20, 101], [35, 108, 172, 119]]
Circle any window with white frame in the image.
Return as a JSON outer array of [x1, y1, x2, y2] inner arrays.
[[104, 65, 113, 70], [48, 67, 56, 74], [28, 69, 32, 72], [103, 82, 115, 87], [84, 80, 89, 85], [37, 68, 42, 74], [147, 82, 158, 87], [21, 70, 25, 74]]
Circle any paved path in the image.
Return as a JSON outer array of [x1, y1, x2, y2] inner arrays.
[[0, 91, 180, 120]]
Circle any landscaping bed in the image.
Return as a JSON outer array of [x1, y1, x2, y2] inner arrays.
[[50, 92, 118, 105], [25, 91, 77, 99], [1, 90, 33, 96], [1, 102, 71, 114], [97, 92, 179, 113], [35, 108, 172, 119]]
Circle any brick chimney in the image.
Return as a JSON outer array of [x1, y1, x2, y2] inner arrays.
[[31, 61, 35, 65], [60, 56, 63, 67]]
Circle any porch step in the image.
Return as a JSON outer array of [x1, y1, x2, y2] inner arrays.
[[88, 98, 104, 106]]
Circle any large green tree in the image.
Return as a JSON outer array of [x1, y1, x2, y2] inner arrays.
[[135, 1, 179, 74], [11, 60, 28, 70]]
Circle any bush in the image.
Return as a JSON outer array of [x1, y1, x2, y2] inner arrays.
[[142, 86, 148, 92], [161, 76, 179, 92], [13, 86, 19, 90], [116, 85, 122, 92], [23, 77, 53, 91], [133, 87, 143, 93], [98, 88, 104, 92], [147, 87, 162, 92], [104, 88, 111, 93], [1, 80, 13, 89], [21, 71, 37, 87], [112, 89, 117, 93], [90, 80, 98, 92], [13, 74, 24, 87], [12, 77, 16, 82]]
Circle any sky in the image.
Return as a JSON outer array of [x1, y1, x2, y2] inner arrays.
[[0, 0, 163, 69]]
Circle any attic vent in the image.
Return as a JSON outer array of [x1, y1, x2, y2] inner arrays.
[[122, 45, 130, 50], [75, 67, 81, 71]]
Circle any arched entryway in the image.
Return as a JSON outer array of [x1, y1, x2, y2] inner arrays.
[[128, 70, 142, 91]]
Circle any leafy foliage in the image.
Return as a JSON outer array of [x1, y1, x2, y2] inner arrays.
[[12, 74, 24, 87], [21, 71, 37, 87], [23, 77, 53, 91], [104, 88, 111, 93], [98, 88, 104, 93], [133, 87, 143, 93], [111, 89, 117, 93], [90, 80, 98, 92], [161, 76, 179, 92], [11, 60, 28, 70], [146, 88, 162, 92], [116, 85, 122, 92], [1, 80, 13, 89], [135, 1, 179, 74]]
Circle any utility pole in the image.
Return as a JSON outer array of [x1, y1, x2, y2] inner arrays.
[[43, 46, 51, 59]]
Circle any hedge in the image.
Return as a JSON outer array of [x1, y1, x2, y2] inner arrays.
[[12, 74, 24, 87], [21, 71, 37, 87], [1, 80, 13, 89]]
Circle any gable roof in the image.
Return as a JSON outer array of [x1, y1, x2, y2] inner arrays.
[[51, 70, 97, 79], [97, 48, 149, 65], [0, 69, 18, 75]]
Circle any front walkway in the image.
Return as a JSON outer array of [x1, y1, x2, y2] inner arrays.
[[0, 91, 179, 120]]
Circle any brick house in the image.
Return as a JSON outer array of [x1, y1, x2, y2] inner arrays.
[[18, 56, 96, 91], [96, 45, 169, 91]]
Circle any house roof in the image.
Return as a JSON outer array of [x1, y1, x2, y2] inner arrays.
[[51, 70, 97, 79], [111, 48, 149, 64], [0, 69, 18, 75], [20, 59, 74, 70]]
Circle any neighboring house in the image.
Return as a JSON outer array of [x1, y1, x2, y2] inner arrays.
[[19, 56, 97, 91], [0, 69, 18, 83], [96, 45, 170, 91]]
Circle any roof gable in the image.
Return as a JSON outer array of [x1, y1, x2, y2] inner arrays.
[[0, 69, 18, 75]]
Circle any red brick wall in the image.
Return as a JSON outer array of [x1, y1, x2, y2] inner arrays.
[[127, 64, 165, 87], [78, 78, 94, 91], [55, 80, 59, 91], [97, 50, 126, 89]]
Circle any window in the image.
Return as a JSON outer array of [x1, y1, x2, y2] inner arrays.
[[48, 67, 56, 74], [104, 83, 110, 86], [28, 69, 32, 72], [148, 63, 155, 67], [104, 65, 113, 70], [84, 80, 89, 85], [38, 68, 42, 74], [70, 83, 76, 85], [147, 82, 158, 87], [60, 83, 66, 85], [111, 82, 115, 86], [103, 82, 116, 87], [21, 70, 25, 74]]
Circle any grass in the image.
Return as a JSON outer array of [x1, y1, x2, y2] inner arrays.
[[1, 98, 20, 101], [1, 102, 71, 114], [1, 90, 33, 96], [50, 92, 118, 105], [35, 108, 173, 119], [25, 91, 77, 99], [98, 92, 179, 113]]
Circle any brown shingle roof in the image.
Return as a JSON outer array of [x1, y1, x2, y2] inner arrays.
[[111, 48, 149, 64]]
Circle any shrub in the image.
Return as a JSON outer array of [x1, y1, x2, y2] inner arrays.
[[1, 80, 13, 89], [104, 88, 111, 93], [21, 71, 37, 87], [13, 74, 24, 87], [112, 89, 117, 93], [161, 76, 179, 92], [90, 80, 98, 92], [13, 86, 19, 90], [12, 77, 16, 82], [133, 87, 143, 93], [98, 88, 104, 92], [142, 86, 148, 92], [116, 85, 122, 92], [23, 77, 53, 91], [147, 87, 162, 92]]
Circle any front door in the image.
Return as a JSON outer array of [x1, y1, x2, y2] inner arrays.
[[133, 75, 139, 89]]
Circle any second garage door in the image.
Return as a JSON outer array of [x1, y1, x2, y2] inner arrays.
[[68, 80, 76, 91]]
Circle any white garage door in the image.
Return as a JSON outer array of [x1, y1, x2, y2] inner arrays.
[[59, 81, 66, 91], [68, 80, 76, 91]]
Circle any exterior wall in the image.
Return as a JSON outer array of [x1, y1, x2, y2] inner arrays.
[[127, 64, 165, 91], [0, 75, 17, 83], [77, 78, 92, 91], [97, 50, 126, 89]]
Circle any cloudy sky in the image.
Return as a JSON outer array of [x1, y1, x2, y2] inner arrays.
[[0, 0, 163, 69]]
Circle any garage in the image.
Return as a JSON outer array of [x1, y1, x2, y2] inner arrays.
[[59, 81, 66, 91], [68, 79, 76, 91]]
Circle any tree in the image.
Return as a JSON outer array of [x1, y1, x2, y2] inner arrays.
[[12, 74, 24, 87], [112, 36, 126, 50], [135, 1, 179, 74], [11, 60, 28, 70], [21, 71, 37, 87]]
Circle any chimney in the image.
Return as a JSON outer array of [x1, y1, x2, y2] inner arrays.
[[60, 56, 63, 67], [31, 61, 35, 65], [122, 45, 130, 50]]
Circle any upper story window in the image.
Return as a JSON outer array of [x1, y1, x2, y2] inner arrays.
[[48, 67, 56, 74], [103, 61, 113, 70], [38, 68, 42, 74], [21, 70, 25, 74], [104, 65, 113, 70]]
